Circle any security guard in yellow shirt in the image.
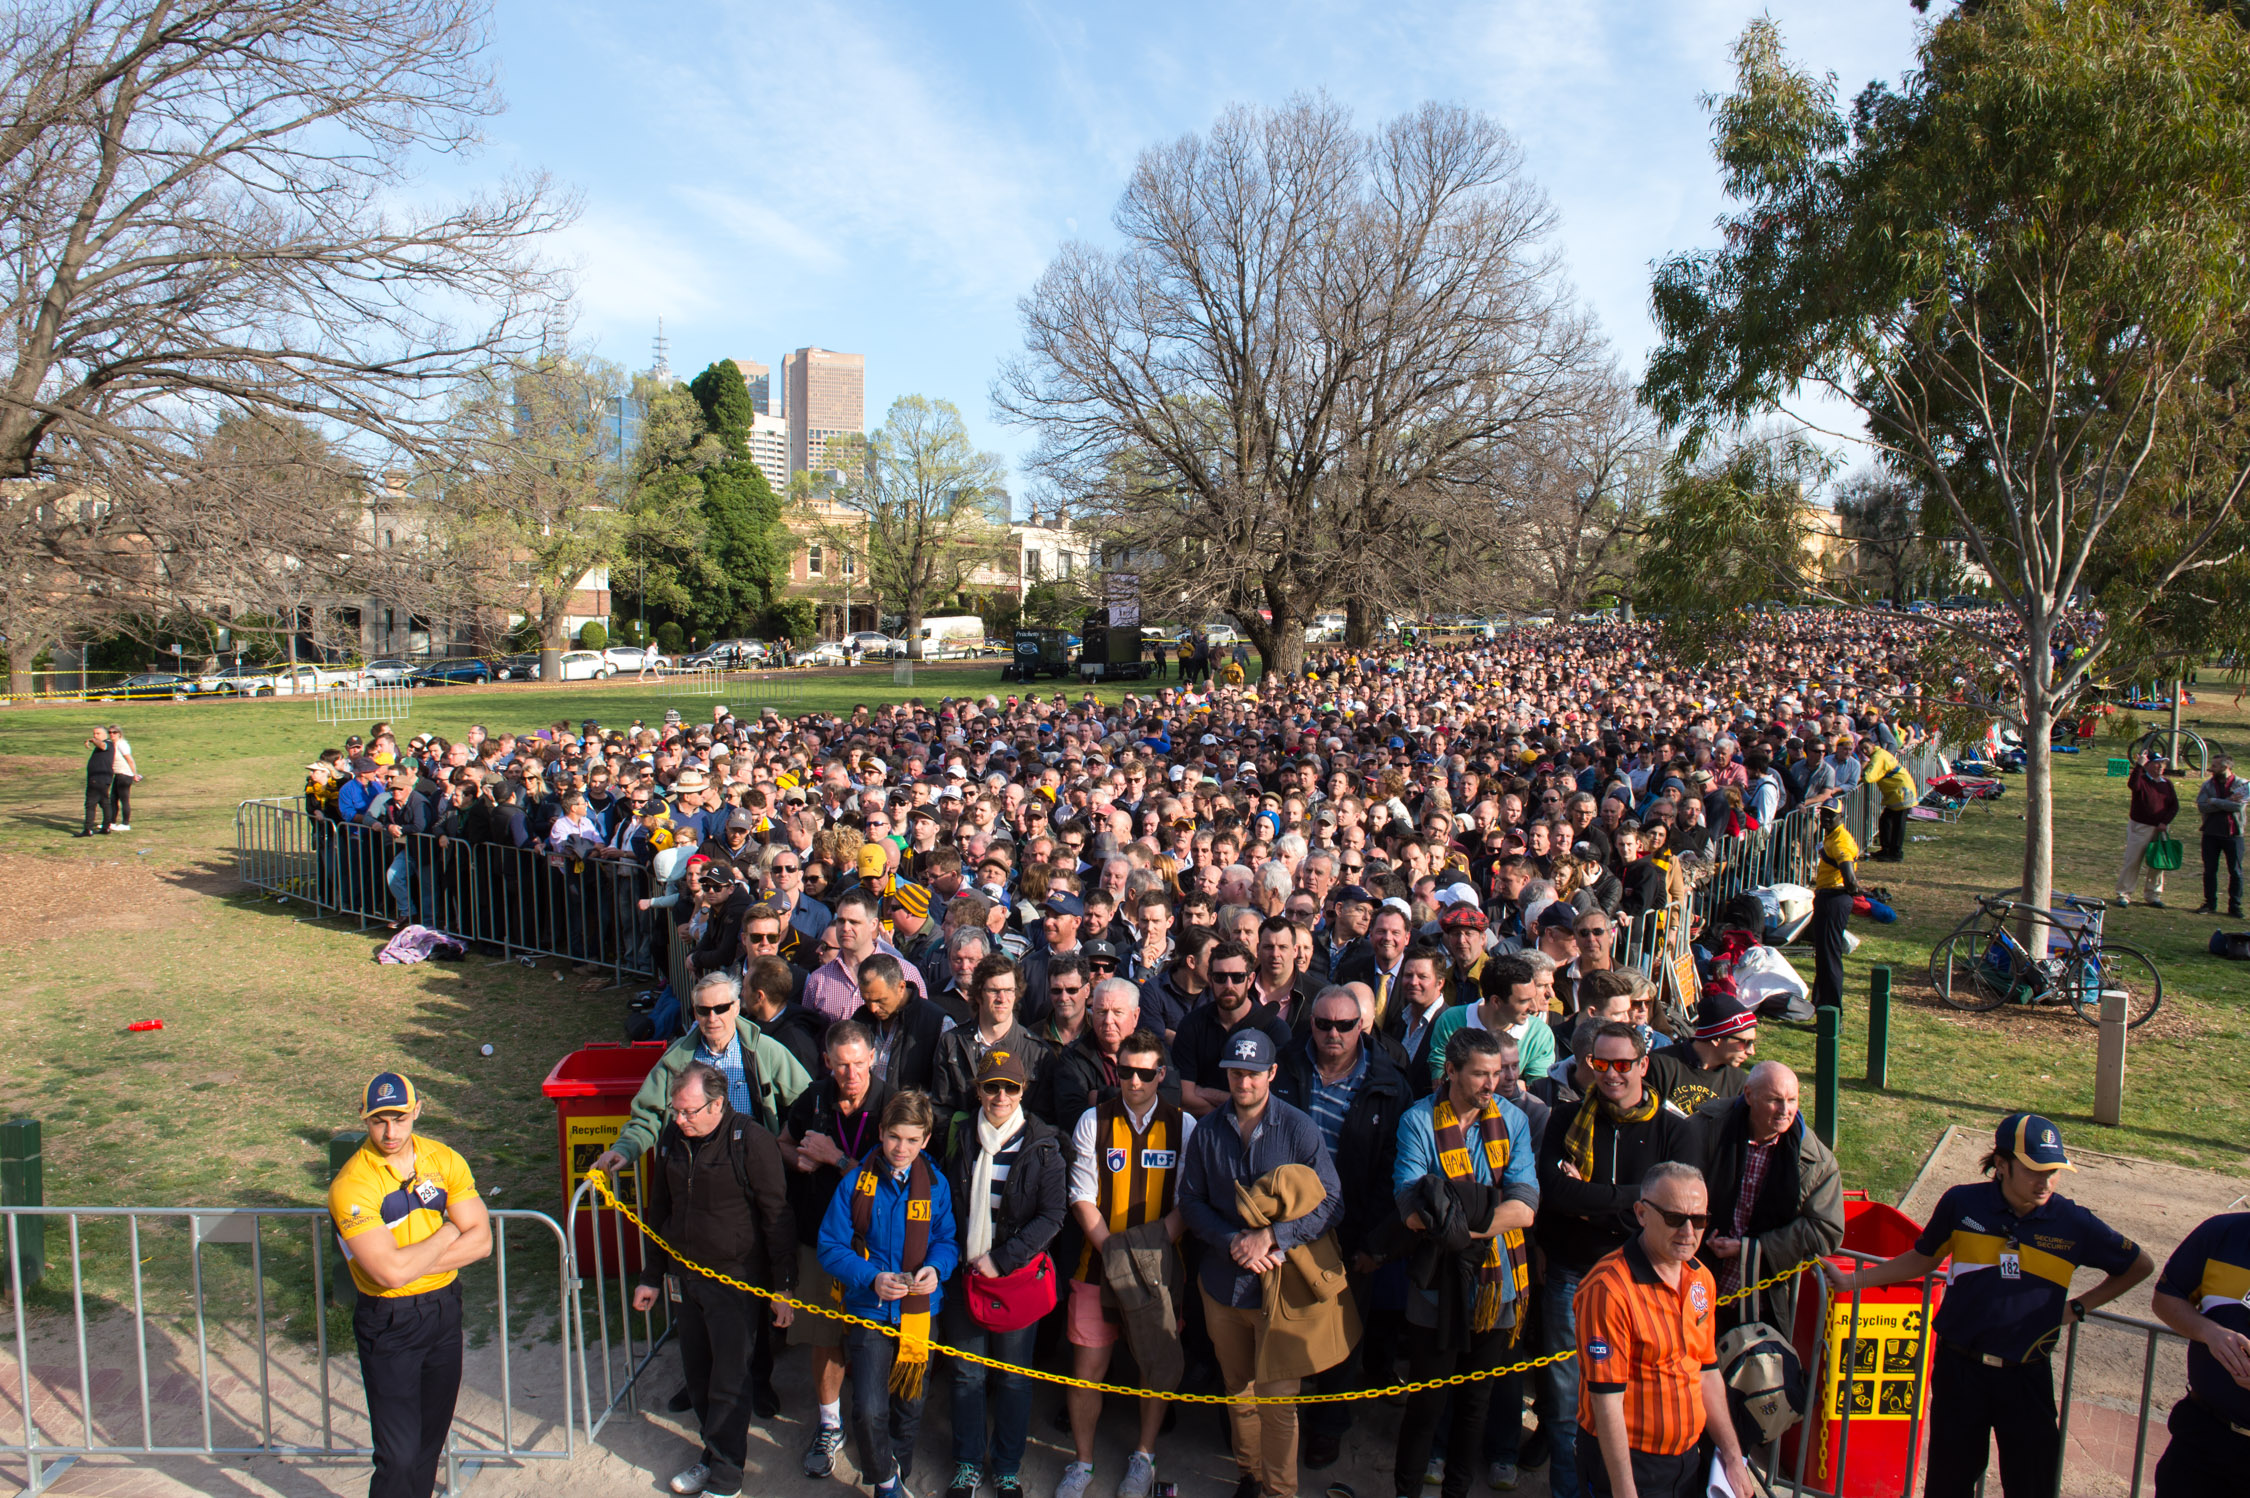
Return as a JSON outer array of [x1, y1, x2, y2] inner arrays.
[[329, 1074, 491, 1498], [1859, 741, 1917, 864], [1808, 804, 1859, 1011]]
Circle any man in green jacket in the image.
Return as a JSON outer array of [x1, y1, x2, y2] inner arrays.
[[594, 971, 814, 1173]]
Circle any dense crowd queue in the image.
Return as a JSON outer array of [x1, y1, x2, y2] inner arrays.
[[313, 620, 2244, 1498]]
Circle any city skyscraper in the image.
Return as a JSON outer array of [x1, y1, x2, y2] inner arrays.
[[732, 358, 772, 416], [782, 346, 865, 477]]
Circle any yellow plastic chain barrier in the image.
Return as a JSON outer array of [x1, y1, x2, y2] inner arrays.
[[582, 1169, 1817, 1406]]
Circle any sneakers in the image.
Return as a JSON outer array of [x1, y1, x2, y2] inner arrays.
[[803, 1423, 845, 1478], [2146, 896, 2168, 909], [705, 1482, 740, 1498], [669, 1464, 710, 1495], [1055, 1462, 1095, 1498], [1119, 1451, 1157, 1498], [2195, 903, 2218, 915], [111, 823, 129, 831], [1488, 1461, 1519, 1491], [995, 1478, 1024, 1498], [2112, 892, 2132, 906], [946, 1463, 983, 1498], [1425, 1456, 1446, 1487]]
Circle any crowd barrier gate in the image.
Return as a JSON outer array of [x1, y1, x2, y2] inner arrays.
[[0, 1204, 574, 1496], [234, 799, 660, 983]]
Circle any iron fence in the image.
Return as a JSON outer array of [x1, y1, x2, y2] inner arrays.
[[562, 1177, 673, 1443], [0, 1204, 574, 1497], [233, 799, 661, 982]]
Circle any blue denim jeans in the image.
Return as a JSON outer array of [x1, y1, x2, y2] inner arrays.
[[846, 1326, 925, 1488], [943, 1303, 1036, 1476], [1538, 1269, 1586, 1498]]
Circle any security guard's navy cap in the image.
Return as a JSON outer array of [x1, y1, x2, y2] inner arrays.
[[362, 1072, 418, 1118], [1996, 1112, 2075, 1172]]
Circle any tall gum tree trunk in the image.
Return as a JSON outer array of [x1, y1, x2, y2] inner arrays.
[[2017, 617, 2057, 957], [905, 606, 924, 661]]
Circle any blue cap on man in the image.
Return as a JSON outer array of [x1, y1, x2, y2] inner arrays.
[[1219, 1030, 1277, 1071], [361, 1072, 418, 1117], [1996, 1112, 2075, 1171]]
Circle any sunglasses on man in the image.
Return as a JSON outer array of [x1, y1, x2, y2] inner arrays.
[[1311, 1015, 1358, 1034], [693, 1001, 736, 1020], [1116, 1064, 1163, 1083], [1645, 1205, 1709, 1231], [1582, 1054, 1641, 1074]]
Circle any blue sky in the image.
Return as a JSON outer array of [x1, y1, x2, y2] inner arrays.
[[482, 0, 1924, 502]]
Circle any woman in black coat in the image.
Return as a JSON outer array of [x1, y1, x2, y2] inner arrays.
[[938, 1050, 1068, 1498]]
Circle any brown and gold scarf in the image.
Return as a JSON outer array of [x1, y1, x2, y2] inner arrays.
[[851, 1153, 936, 1398], [1432, 1096, 1531, 1339]]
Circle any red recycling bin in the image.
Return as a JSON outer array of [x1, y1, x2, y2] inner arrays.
[[541, 1041, 668, 1273], [1784, 1195, 1947, 1497]]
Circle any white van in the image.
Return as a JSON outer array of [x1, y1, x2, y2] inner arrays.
[[913, 615, 988, 658]]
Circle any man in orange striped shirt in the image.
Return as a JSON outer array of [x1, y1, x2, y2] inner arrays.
[[1575, 1162, 1757, 1498]]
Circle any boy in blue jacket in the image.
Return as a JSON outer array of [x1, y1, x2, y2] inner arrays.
[[819, 1090, 958, 1498]]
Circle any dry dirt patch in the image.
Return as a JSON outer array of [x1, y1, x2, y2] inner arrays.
[[0, 850, 203, 952]]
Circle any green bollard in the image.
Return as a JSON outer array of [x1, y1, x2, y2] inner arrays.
[[1868, 966, 1892, 1090], [327, 1131, 365, 1303], [1816, 1006, 1841, 1149], [0, 1119, 42, 1289]]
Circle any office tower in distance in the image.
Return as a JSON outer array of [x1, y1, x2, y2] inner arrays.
[[783, 347, 865, 477], [732, 359, 772, 416]]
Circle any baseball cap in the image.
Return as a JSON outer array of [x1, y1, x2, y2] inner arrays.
[[1537, 903, 1581, 934], [1082, 937, 1121, 964], [975, 1048, 1030, 1090], [1043, 892, 1086, 917], [361, 1072, 418, 1117], [1996, 1113, 2076, 1171], [1219, 1030, 1277, 1070], [1332, 884, 1374, 905], [857, 843, 889, 878], [349, 756, 379, 775], [724, 807, 754, 833]]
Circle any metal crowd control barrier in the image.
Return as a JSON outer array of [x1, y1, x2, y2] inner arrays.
[[233, 799, 660, 982], [0, 1204, 574, 1496], [562, 1177, 673, 1442], [669, 667, 724, 696], [316, 685, 412, 724], [736, 674, 796, 711], [1769, 1246, 2186, 1498]]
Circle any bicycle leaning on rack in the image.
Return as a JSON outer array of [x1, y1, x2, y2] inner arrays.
[[2131, 725, 2220, 773], [1928, 893, 2164, 1028]]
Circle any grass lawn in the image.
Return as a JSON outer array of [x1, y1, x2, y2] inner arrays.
[[0, 659, 2244, 1325]]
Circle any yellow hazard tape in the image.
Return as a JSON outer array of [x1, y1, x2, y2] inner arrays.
[[582, 1169, 1817, 1405]]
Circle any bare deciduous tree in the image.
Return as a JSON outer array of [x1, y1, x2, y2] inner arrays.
[[998, 95, 1589, 676], [0, 0, 571, 689]]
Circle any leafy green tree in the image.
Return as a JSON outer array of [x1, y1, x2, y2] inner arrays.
[[1641, 0, 2250, 924], [698, 458, 790, 636], [689, 360, 758, 461], [763, 596, 817, 644]]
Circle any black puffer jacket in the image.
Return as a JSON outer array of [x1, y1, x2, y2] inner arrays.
[[939, 1111, 1069, 1277]]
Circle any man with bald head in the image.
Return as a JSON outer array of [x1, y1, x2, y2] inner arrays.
[[1692, 1061, 1844, 1330]]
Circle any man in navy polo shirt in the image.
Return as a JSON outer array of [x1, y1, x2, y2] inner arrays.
[[2150, 1209, 2250, 1496], [1827, 1114, 2151, 1498]]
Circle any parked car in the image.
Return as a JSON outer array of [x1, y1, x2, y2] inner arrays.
[[557, 649, 610, 680], [494, 652, 541, 680], [845, 630, 897, 659], [804, 640, 850, 666], [406, 658, 492, 686], [221, 661, 369, 696], [95, 672, 200, 701], [680, 639, 767, 668], [198, 661, 269, 693], [1904, 600, 1934, 614], [363, 658, 415, 684], [602, 646, 673, 673]]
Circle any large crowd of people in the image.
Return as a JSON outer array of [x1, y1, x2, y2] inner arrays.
[[306, 617, 2242, 1498]]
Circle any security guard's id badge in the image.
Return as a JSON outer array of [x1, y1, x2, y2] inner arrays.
[[666, 1274, 683, 1304], [1998, 1246, 2021, 1280]]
